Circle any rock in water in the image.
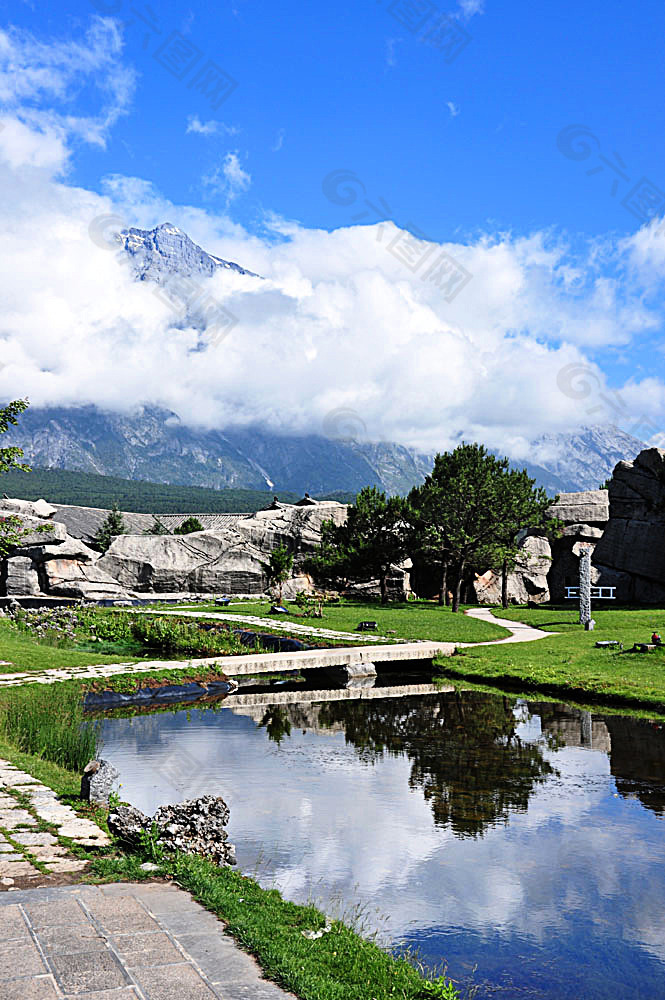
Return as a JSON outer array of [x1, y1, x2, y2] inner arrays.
[[108, 795, 235, 867], [81, 759, 120, 806]]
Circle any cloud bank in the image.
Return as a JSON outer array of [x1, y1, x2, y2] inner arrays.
[[2, 18, 665, 457]]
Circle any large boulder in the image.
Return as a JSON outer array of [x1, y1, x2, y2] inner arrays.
[[0, 512, 67, 548], [475, 533, 552, 605], [108, 795, 235, 867], [547, 490, 609, 526], [2, 555, 41, 595], [41, 556, 131, 601], [0, 498, 57, 519], [98, 501, 350, 594], [98, 529, 270, 593], [592, 448, 665, 602]]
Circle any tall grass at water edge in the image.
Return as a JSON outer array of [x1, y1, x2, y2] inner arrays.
[[0, 684, 99, 772]]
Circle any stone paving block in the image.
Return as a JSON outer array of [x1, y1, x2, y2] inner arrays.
[[0, 841, 17, 852], [13, 832, 60, 847], [0, 807, 37, 828], [214, 985, 294, 1000], [50, 948, 130, 995], [2, 974, 62, 999], [155, 909, 228, 938], [29, 844, 68, 860], [85, 896, 162, 933], [24, 899, 89, 928], [111, 930, 184, 968], [0, 903, 30, 940], [63, 990, 142, 1000], [0, 858, 39, 875], [213, 986, 292, 1000], [176, 932, 259, 983], [45, 859, 90, 874], [132, 963, 218, 1000], [0, 937, 49, 979], [37, 922, 103, 956]]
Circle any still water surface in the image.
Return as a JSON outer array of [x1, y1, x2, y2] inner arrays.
[[97, 689, 665, 999]]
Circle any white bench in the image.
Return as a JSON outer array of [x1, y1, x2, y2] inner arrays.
[[565, 586, 616, 599]]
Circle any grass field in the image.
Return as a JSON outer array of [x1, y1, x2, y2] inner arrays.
[[440, 606, 665, 712], [169, 599, 511, 643], [0, 619, 139, 672]]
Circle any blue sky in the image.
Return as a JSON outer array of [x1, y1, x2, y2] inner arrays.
[[1, 1, 665, 453], [7, 0, 663, 241]]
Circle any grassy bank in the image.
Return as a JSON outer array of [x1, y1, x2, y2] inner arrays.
[[168, 598, 510, 643], [438, 606, 665, 712], [91, 852, 459, 1000], [0, 608, 260, 672]]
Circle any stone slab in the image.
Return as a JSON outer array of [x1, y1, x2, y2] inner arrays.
[[3, 884, 296, 1000]]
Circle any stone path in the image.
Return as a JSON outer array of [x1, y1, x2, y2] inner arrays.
[[0, 881, 294, 999], [459, 607, 555, 645], [0, 608, 553, 688], [135, 607, 402, 643], [0, 760, 109, 881]]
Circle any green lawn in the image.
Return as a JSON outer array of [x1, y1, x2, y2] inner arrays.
[[166, 599, 511, 643], [0, 620, 139, 672], [439, 606, 665, 712]]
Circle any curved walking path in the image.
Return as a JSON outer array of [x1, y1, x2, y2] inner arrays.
[[0, 608, 557, 688], [457, 607, 557, 646]]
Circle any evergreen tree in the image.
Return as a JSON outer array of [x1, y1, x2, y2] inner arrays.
[[146, 518, 170, 535], [310, 486, 408, 604], [266, 543, 294, 603], [174, 516, 204, 535], [92, 503, 126, 553], [0, 399, 30, 475]]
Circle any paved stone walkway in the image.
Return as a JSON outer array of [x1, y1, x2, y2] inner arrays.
[[0, 760, 109, 880], [459, 607, 556, 645], [135, 607, 402, 643], [0, 881, 294, 999]]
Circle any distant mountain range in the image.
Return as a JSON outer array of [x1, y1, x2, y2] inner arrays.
[[3, 405, 647, 497], [3, 224, 649, 498]]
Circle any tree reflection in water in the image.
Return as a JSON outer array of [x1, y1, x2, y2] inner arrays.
[[315, 691, 557, 837]]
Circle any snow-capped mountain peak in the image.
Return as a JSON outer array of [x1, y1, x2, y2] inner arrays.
[[117, 222, 258, 283]]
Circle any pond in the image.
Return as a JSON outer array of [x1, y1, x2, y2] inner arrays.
[[97, 685, 665, 999]]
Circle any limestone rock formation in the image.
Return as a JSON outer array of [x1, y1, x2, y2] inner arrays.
[[108, 795, 236, 867], [547, 490, 609, 525], [98, 500, 348, 594], [0, 497, 133, 600], [474, 533, 552, 605], [592, 448, 665, 602]]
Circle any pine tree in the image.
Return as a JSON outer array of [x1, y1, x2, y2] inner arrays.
[[92, 503, 126, 553]]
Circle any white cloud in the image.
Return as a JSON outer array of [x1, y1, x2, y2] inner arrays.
[[203, 150, 251, 205], [186, 115, 239, 137], [0, 17, 135, 151], [271, 128, 285, 152], [446, 101, 460, 118], [2, 97, 665, 456]]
